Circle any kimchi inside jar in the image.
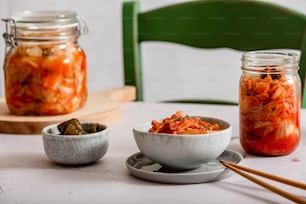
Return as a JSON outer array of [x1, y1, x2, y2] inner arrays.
[[2, 11, 88, 115], [239, 51, 301, 156]]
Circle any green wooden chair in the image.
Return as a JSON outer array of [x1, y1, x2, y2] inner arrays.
[[122, 0, 306, 107]]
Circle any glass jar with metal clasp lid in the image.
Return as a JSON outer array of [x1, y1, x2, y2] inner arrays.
[[2, 10, 88, 115], [239, 51, 301, 156]]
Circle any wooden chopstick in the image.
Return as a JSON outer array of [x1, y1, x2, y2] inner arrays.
[[220, 160, 306, 190], [220, 160, 306, 204]]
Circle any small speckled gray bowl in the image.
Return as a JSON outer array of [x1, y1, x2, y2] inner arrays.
[[42, 122, 109, 165], [133, 117, 232, 170]]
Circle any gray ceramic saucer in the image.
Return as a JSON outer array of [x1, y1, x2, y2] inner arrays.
[[126, 149, 243, 184]]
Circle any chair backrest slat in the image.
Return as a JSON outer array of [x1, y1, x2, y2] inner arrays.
[[123, 0, 306, 106], [139, 1, 305, 50]]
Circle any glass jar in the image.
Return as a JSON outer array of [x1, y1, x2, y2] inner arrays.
[[2, 10, 88, 115], [239, 51, 300, 156]]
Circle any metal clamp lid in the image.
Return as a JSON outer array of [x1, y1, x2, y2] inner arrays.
[[2, 10, 88, 49], [2, 18, 17, 48]]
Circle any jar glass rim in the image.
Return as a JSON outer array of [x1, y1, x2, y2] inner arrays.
[[242, 51, 299, 71], [242, 51, 298, 63]]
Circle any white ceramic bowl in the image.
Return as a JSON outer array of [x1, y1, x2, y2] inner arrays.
[[42, 122, 109, 165], [133, 117, 232, 170]]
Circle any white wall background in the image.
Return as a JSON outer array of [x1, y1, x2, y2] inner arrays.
[[0, 0, 306, 103]]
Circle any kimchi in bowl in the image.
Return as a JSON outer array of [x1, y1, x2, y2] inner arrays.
[[133, 114, 232, 170]]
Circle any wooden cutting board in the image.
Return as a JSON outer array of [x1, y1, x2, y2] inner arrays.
[[0, 86, 136, 135]]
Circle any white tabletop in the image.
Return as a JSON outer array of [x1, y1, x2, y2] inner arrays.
[[0, 102, 305, 204]]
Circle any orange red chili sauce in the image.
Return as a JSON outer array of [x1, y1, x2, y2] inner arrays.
[[239, 69, 300, 156], [149, 111, 221, 134], [4, 42, 87, 115]]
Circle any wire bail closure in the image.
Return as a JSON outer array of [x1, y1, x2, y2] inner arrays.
[[2, 18, 18, 50], [2, 12, 89, 53], [78, 16, 89, 35]]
